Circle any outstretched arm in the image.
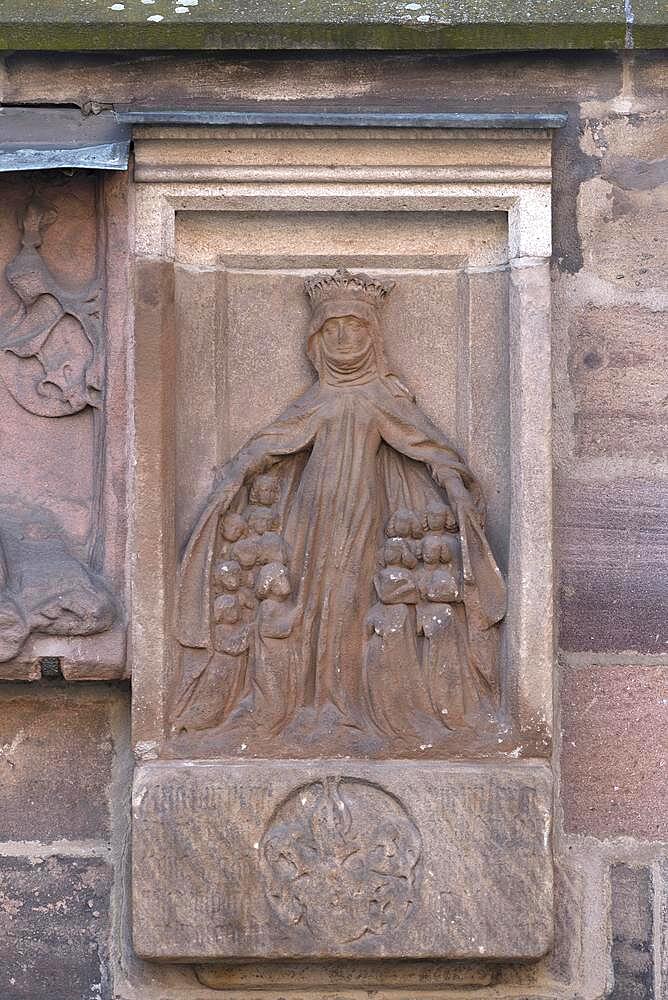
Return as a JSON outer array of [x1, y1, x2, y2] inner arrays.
[[213, 389, 319, 494], [378, 388, 481, 519]]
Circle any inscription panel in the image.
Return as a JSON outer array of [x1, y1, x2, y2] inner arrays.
[[133, 759, 552, 961]]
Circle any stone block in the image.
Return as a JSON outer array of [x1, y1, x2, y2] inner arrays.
[[560, 665, 668, 840], [133, 759, 553, 963], [660, 859, 668, 999], [0, 689, 113, 842], [557, 477, 668, 654], [195, 958, 494, 990], [577, 111, 668, 293], [2, 52, 622, 109], [0, 856, 111, 1000], [609, 864, 654, 1000], [567, 305, 667, 459], [634, 52, 668, 104]]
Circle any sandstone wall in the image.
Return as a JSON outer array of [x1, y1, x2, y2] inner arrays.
[[0, 49, 665, 999]]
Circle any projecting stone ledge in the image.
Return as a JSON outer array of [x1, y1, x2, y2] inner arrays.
[[0, 0, 665, 51], [132, 759, 553, 962]]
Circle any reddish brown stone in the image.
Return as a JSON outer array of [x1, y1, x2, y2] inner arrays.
[[567, 305, 667, 459], [561, 665, 668, 839], [0, 856, 110, 1000], [557, 478, 668, 654], [0, 689, 114, 842], [574, 111, 668, 289]]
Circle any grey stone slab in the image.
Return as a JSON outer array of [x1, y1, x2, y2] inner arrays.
[[132, 759, 552, 962], [609, 864, 655, 999], [0, 856, 111, 1000]]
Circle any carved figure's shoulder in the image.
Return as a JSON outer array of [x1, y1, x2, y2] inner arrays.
[[382, 374, 415, 401]]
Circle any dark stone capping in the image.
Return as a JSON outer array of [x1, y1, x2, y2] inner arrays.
[[0, 108, 130, 172], [0, 0, 664, 51], [117, 108, 568, 129]]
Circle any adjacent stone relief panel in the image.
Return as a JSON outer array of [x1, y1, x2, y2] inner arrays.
[[0, 176, 126, 679]]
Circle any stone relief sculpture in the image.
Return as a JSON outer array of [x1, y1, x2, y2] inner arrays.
[[0, 197, 115, 662], [173, 269, 506, 757], [0, 196, 104, 417]]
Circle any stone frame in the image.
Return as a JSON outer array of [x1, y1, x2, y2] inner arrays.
[[129, 124, 555, 761]]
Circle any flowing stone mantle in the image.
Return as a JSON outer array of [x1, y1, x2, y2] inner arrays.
[[129, 121, 556, 969]]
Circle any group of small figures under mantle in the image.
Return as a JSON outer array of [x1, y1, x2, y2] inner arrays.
[[169, 267, 518, 760]]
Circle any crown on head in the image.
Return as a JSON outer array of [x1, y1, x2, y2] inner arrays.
[[304, 268, 395, 309]]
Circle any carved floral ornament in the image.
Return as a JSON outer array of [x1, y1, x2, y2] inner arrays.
[[172, 269, 507, 758]]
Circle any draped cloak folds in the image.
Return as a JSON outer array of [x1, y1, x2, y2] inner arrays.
[[177, 361, 507, 734]]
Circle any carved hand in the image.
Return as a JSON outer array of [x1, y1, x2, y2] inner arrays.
[[212, 455, 247, 493], [213, 448, 266, 493]]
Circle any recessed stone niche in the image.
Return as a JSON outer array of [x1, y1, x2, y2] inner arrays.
[[129, 124, 555, 981]]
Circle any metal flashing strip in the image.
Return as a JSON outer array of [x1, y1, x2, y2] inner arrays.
[[116, 109, 568, 130], [0, 108, 131, 172]]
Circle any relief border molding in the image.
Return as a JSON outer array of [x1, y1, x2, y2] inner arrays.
[[129, 124, 554, 759]]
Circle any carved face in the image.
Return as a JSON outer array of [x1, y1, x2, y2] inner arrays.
[[421, 535, 442, 565], [425, 504, 457, 533], [247, 508, 277, 536], [231, 537, 259, 569], [212, 559, 241, 591], [318, 315, 372, 365], [220, 512, 246, 543], [213, 593, 241, 625], [383, 538, 404, 567], [425, 505, 447, 533], [249, 474, 280, 507], [387, 508, 422, 540], [256, 561, 291, 600]]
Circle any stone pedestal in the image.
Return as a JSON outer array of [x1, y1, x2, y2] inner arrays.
[[133, 759, 552, 962]]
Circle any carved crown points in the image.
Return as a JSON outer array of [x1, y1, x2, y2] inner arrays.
[[304, 268, 395, 309]]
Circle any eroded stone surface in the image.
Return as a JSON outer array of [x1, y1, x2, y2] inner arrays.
[[560, 665, 668, 839], [0, 689, 114, 841], [0, 856, 111, 1000], [133, 759, 553, 961], [557, 478, 668, 655], [609, 865, 655, 999], [567, 305, 667, 459]]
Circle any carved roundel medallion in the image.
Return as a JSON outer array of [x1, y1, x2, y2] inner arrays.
[[260, 777, 422, 943]]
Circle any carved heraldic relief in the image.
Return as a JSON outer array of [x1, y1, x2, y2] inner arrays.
[[261, 777, 422, 943], [172, 268, 507, 759], [0, 196, 115, 664]]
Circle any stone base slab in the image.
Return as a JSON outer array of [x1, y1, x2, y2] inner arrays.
[[132, 759, 553, 962]]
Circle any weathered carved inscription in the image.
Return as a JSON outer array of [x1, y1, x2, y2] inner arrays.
[[132, 760, 553, 960]]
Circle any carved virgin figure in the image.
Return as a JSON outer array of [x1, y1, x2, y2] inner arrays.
[[173, 269, 506, 757]]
